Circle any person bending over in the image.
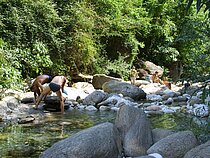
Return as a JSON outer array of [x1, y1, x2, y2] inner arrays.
[[30, 75, 53, 102], [35, 75, 67, 114]]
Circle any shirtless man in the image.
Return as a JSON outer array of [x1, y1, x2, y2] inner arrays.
[[30, 75, 53, 102], [35, 75, 67, 114]]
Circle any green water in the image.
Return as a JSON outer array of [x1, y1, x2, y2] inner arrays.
[[0, 109, 209, 158], [0, 109, 116, 158]]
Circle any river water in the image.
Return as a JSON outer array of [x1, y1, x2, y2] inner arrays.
[[0, 109, 209, 158]]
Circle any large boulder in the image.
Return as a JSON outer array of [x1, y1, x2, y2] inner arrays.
[[92, 74, 122, 89], [39, 122, 121, 158], [82, 90, 108, 106], [144, 61, 164, 76], [147, 131, 198, 158], [115, 105, 153, 157], [102, 80, 146, 100], [152, 128, 175, 143], [184, 140, 210, 158]]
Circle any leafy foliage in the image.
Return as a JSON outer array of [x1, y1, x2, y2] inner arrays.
[[0, 0, 209, 90], [0, 39, 22, 89], [186, 0, 210, 14]]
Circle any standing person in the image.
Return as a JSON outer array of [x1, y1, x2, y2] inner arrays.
[[129, 66, 138, 85], [30, 75, 53, 102], [35, 75, 67, 114]]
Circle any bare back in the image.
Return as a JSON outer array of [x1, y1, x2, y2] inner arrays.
[[51, 76, 65, 86]]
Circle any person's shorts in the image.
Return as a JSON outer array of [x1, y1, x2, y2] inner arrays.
[[49, 83, 60, 92]]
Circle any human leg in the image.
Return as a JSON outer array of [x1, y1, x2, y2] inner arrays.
[[35, 87, 51, 109], [130, 77, 135, 85], [56, 90, 64, 114]]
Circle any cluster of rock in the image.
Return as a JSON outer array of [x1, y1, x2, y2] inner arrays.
[[39, 104, 209, 158], [0, 88, 48, 123], [0, 74, 209, 157], [0, 74, 209, 125], [44, 74, 209, 119], [39, 75, 209, 157]]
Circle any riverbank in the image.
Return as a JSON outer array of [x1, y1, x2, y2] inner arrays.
[[0, 78, 209, 157]]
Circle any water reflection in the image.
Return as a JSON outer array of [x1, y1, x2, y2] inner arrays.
[[0, 109, 209, 158], [149, 113, 210, 143], [0, 110, 117, 157]]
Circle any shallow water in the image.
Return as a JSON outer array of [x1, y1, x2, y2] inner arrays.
[[0, 109, 116, 158], [0, 109, 209, 158]]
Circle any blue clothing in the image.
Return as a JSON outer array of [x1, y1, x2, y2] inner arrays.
[[49, 82, 60, 92], [48, 75, 53, 82]]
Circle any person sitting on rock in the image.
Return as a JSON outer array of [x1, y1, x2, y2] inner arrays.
[[151, 71, 163, 84], [129, 66, 139, 85], [30, 75, 53, 102], [35, 75, 67, 114], [152, 72, 172, 89], [162, 77, 172, 89]]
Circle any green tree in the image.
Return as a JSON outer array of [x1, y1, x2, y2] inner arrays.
[[186, 0, 210, 14]]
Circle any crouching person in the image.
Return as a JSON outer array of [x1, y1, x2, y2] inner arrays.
[[35, 75, 67, 114], [30, 75, 53, 102]]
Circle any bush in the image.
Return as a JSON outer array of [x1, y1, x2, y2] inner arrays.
[[93, 54, 131, 80]]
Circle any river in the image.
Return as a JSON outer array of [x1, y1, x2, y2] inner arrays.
[[0, 109, 209, 158]]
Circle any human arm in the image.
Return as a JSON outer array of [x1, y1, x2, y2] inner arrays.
[[35, 86, 51, 108], [37, 81, 44, 92]]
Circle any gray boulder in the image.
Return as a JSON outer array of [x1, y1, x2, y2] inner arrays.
[[115, 105, 153, 157], [144, 61, 164, 76], [82, 90, 108, 107], [152, 128, 175, 143], [2, 96, 19, 110], [39, 122, 121, 158], [92, 74, 122, 89], [0, 101, 7, 116], [184, 140, 210, 158], [102, 80, 146, 100], [147, 131, 198, 158]]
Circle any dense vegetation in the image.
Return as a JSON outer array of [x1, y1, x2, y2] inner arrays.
[[0, 0, 209, 89]]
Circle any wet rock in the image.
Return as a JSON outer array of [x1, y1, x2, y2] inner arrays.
[[43, 96, 70, 111], [18, 116, 35, 124], [21, 97, 34, 103], [7, 145, 35, 157]]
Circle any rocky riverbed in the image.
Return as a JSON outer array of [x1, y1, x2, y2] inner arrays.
[[0, 75, 209, 157]]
